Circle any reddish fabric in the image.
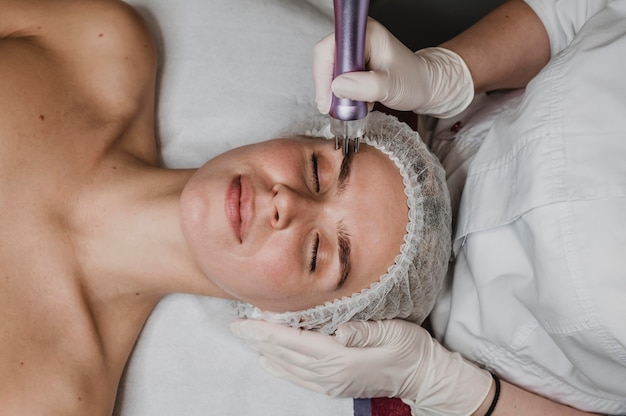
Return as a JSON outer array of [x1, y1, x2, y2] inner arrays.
[[371, 398, 412, 416]]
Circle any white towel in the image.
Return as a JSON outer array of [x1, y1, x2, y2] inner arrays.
[[115, 295, 352, 415]]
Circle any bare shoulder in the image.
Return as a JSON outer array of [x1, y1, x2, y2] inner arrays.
[[0, 0, 160, 175], [0, 0, 158, 145], [1, 0, 157, 79]]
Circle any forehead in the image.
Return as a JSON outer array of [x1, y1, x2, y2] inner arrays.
[[328, 142, 409, 300]]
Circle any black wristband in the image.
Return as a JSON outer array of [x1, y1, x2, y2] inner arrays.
[[484, 372, 501, 416]]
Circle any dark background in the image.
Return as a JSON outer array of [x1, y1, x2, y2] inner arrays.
[[369, 0, 506, 50]]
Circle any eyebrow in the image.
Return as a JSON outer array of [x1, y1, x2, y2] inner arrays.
[[336, 149, 353, 196], [336, 223, 352, 291], [335, 151, 354, 290]]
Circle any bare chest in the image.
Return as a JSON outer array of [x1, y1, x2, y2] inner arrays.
[[0, 217, 121, 415]]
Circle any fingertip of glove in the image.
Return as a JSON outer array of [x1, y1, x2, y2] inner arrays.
[[331, 73, 362, 94], [316, 97, 330, 114], [259, 356, 288, 378], [229, 319, 245, 337], [334, 321, 366, 346], [230, 319, 262, 340]]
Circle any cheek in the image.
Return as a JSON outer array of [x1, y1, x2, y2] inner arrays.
[[252, 245, 299, 293], [234, 245, 309, 311]]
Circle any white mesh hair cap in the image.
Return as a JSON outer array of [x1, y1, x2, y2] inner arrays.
[[235, 111, 451, 334]]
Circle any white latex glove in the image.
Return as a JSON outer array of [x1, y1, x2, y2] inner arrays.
[[231, 319, 492, 416], [314, 18, 474, 119]]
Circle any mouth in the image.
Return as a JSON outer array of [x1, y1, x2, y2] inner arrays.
[[226, 175, 251, 243], [226, 176, 243, 242]]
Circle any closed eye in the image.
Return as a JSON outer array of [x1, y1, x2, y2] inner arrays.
[[309, 233, 320, 273], [311, 153, 320, 193]]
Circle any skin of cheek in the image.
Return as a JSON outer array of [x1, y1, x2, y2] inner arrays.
[[208, 236, 319, 312]]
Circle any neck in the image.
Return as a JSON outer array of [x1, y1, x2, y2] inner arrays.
[[73, 164, 231, 312]]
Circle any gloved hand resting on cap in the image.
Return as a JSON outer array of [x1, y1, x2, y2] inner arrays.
[[313, 18, 474, 119], [231, 318, 492, 416]]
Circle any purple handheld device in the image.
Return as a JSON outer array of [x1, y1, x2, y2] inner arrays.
[[329, 0, 370, 154]]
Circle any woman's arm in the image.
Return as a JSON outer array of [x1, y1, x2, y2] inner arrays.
[[473, 377, 600, 416], [312, 0, 550, 119], [441, 0, 551, 94]]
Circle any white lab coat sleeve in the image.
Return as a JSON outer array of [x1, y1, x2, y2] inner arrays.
[[524, 0, 614, 57], [431, 2, 626, 412]]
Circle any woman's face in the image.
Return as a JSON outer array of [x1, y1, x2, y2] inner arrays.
[[180, 136, 408, 312]]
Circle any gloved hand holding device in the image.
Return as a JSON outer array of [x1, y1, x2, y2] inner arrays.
[[231, 319, 493, 416], [313, 18, 474, 119]]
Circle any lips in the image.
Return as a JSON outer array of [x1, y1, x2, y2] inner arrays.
[[226, 176, 242, 242], [226, 175, 251, 243]]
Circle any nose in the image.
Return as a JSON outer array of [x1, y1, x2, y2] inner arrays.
[[270, 183, 318, 229]]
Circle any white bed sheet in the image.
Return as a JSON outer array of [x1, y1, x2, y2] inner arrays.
[[113, 1, 354, 415]]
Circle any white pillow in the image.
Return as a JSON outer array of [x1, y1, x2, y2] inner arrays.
[[128, 0, 333, 167]]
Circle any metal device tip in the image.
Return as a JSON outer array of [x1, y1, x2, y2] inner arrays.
[[338, 136, 362, 155]]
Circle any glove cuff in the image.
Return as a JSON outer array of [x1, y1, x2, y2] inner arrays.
[[402, 351, 492, 416], [414, 47, 475, 119]]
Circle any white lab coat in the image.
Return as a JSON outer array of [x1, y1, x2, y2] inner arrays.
[[430, 0, 626, 414]]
